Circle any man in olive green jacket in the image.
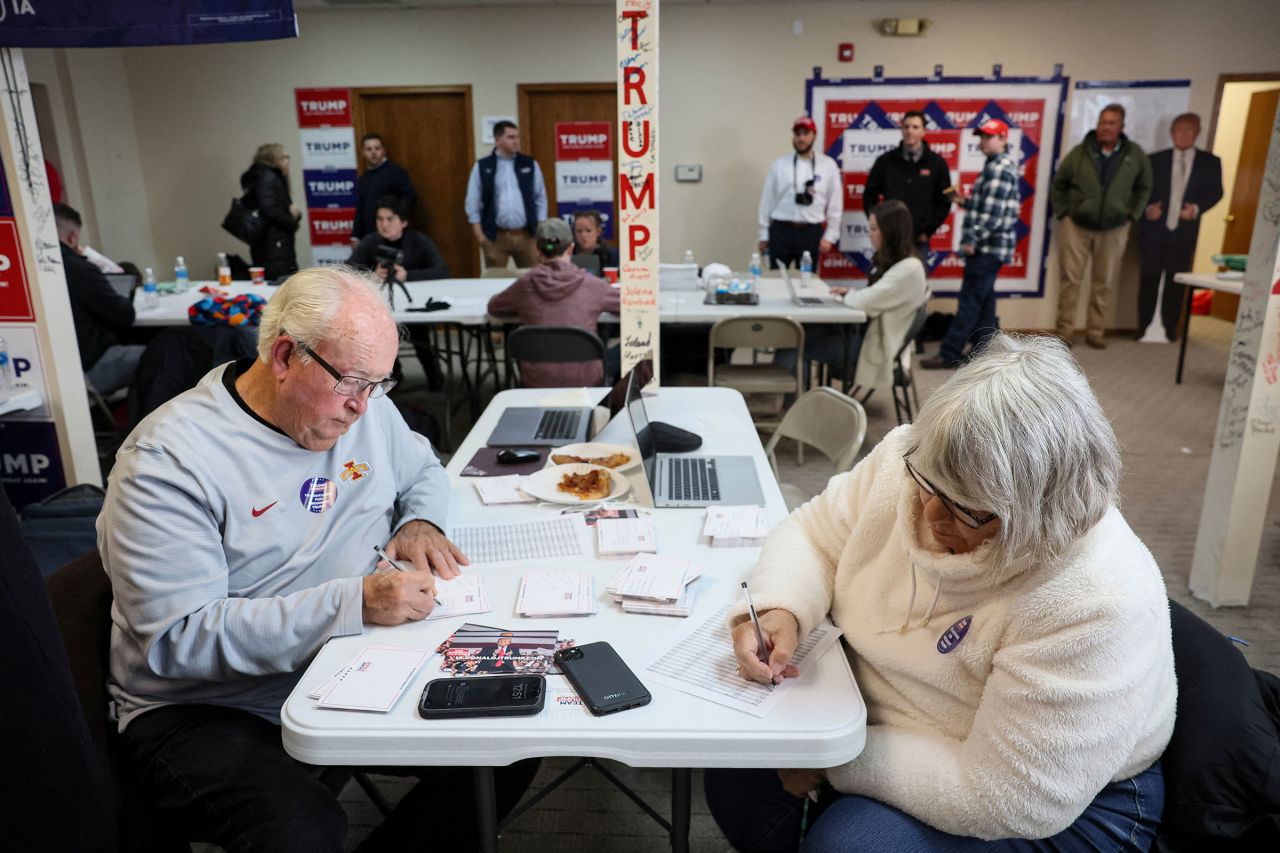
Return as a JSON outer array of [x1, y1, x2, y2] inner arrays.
[[1051, 104, 1152, 348]]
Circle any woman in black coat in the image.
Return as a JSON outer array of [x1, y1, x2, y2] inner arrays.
[[240, 143, 300, 280]]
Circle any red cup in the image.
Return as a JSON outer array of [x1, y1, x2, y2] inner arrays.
[[249, 266, 266, 285], [604, 267, 619, 284]]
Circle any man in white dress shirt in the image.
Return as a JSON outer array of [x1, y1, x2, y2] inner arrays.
[[1137, 113, 1223, 341], [757, 115, 844, 269]]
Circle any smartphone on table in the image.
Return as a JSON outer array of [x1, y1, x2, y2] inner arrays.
[[554, 641, 651, 716], [418, 675, 545, 719]]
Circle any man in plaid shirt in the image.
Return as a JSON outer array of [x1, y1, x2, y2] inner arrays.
[[922, 119, 1021, 369]]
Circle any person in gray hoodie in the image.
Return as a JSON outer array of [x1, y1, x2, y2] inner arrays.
[[487, 218, 621, 387]]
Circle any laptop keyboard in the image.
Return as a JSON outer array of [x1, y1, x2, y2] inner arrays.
[[800, 296, 827, 305], [667, 457, 720, 502], [535, 409, 581, 441]]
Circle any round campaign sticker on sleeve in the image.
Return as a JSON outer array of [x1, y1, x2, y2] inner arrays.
[[299, 477, 338, 513]]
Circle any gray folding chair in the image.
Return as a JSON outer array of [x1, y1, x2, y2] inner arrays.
[[504, 325, 607, 388], [763, 387, 868, 511]]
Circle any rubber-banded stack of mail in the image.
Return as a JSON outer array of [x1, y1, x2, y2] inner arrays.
[[702, 505, 771, 547], [607, 554, 701, 617]]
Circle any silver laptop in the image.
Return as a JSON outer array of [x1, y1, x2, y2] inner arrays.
[[105, 273, 138, 302], [624, 371, 765, 508], [487, 360, 653, 448], [781, 266, 845, 307]]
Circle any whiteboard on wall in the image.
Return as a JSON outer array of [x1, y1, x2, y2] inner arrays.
[[1070, 80, 1191, 154]]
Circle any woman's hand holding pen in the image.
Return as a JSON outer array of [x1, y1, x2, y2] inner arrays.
[[732, 609, 801, 684]]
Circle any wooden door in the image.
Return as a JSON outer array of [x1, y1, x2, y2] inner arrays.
[[352, 87, 477, 277], [1213, 87, 1280, 321], [518, 83, 618, 236]]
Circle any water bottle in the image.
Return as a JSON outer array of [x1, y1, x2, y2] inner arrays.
[[800, 250, 814, 283], [749, 251, 762, 285], [142, 267, 159, 310], [0, 336, 13, 400], [217, 252, 232, 286], [683, 249, 696, 265], [174, 255, 189, 290]]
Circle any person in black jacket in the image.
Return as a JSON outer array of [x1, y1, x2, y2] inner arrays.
[[347, 195, 450, 391], [863, 110, 953, 252], [240, 144, 300, 280], [352, 133, 418, 244], [54, 203, 143, 394], [572, 209, 619, 269], [347, 195, 449, 282]]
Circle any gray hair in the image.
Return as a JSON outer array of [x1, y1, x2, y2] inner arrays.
[[256, 265, 394, 362], [908, 332, 1121, 570]]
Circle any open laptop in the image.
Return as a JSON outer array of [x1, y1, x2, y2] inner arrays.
[[105, 273, 139, 302], [780, 265, 845, 307], [623, 370, 765, 507], [487, 359, 654, 447], [570, 252, 603, 276]]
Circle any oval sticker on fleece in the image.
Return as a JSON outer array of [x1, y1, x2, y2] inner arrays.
[[936, 616, 973, 654]]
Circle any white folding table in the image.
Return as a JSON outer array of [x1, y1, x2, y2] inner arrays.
[[280, 387, 866, 852]]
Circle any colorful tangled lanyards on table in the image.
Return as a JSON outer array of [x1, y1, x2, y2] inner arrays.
[[188, 289, 266, 327]]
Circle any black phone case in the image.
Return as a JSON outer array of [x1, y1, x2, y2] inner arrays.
[[554, 642, 651, 716], [417, 675, 545, 719]]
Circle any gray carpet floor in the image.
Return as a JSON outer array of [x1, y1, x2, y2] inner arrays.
[[209, 313, 1280, 851]]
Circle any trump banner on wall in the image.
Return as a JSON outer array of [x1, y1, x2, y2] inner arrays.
[[295, 88, 356, 266], [554, 120, 614, 239], [807, 70, 1068, 297]]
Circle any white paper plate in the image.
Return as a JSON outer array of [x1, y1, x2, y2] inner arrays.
[[545, 442, 640, 472], [522, 463, 631, 504]]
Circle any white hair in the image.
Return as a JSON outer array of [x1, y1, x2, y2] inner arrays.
[[908, 332, 1121, 571], [256, 265, 394, 362]]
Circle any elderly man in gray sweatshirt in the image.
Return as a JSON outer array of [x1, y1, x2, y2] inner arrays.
[[100, 266, 537, 851]]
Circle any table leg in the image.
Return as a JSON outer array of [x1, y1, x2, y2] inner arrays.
[[670, 768, 691, 853], [1176, 285, 1195, 385], [474, 766, 499, 853]]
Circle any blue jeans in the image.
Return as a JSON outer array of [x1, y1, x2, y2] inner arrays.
[[938, 252, 1003, 364], [704, 761, 1163, 853], [774, 325, 863, 375], [85, 343, 145, 396]]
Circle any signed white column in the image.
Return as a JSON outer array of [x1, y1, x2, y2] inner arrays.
[[1189, 109, 1280, 606], [617, 0, 659, 379]]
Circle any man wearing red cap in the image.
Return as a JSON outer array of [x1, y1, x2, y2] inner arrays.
[[757, 115, 843, 269], [923, 119, 1022, 369]]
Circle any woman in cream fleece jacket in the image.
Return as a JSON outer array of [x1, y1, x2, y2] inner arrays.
[[707, 333, 1176, 852]]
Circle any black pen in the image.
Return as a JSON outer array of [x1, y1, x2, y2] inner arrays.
[[373, 544, 442, 606]]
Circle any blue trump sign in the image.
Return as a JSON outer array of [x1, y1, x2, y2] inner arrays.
[[304, 169, 357, 209], [0, 1, 297, 47]]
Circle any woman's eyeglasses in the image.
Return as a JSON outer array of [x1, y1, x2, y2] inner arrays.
[[903, 456, 997, 529]]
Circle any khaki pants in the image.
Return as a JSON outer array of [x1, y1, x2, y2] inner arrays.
[[482, 228, 537, 269], [1055, 217, 1130, 342]]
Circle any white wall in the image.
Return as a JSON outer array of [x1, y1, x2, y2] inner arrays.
[[20, 0, 1280, 327]]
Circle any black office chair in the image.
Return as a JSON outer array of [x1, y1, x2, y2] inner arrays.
[[504, 325, 608, 388], [45, 550, 391, 850], [889, 303, 930, 425]]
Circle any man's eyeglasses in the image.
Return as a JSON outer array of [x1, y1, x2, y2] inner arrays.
[[903, 456, 997, 529], [293, 339, 397, 399]]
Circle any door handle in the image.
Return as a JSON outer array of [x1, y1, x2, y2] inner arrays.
[[1225, 214, 1236, 223]]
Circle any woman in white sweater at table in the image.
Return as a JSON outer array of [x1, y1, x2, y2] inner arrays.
[[777, 198, 927, 392], [706, 333, 1176, 852]]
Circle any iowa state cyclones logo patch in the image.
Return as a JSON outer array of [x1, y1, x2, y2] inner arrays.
[[936, 616, 972, 654]]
